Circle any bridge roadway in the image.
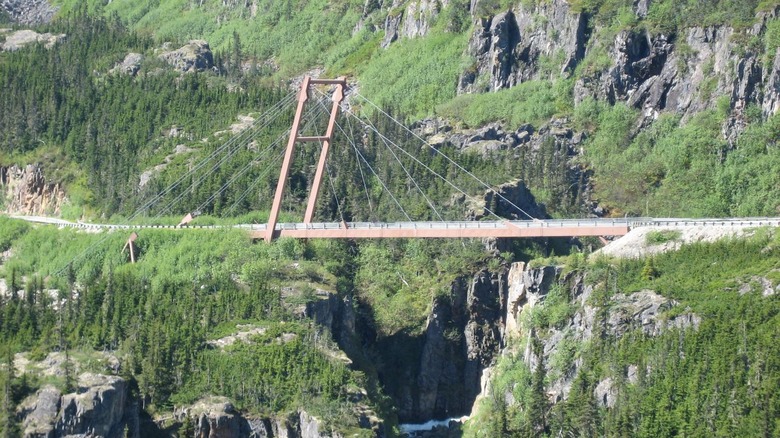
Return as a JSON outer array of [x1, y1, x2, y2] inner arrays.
[[8, 216, 780, 239]]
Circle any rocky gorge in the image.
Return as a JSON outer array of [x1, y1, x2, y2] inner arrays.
[[1, 0, 778, 435]]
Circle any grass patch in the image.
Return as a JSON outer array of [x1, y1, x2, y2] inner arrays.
[[357, 32, 468, 118], [436, 80, 561, 129], [645, 229, 682, 245]]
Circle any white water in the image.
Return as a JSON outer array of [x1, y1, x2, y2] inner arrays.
[[399, 416, 469, 435]]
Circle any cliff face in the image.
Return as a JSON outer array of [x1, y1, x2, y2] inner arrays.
[[18, 373, 135, 438], [498, 261, 700, 405], [369, 267, 506, 423], [0, 0, 57, 25], [457, 1, 780, 141], [0, 164, 66, 216]]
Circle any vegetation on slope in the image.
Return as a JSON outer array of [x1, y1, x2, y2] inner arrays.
[[466, 229, 780, 437], [0, 216, 501, 431], [575, 101, 780, 217]]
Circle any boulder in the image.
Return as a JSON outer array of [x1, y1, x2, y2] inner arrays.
[[56, 373, 128, 437], [112, 52, 144, 76], [0, 0, 57, 25], [159, 40, 214, 72], [1, 29, 64, 51]]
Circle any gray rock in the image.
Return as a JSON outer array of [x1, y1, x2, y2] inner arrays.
[[112, 53, 144, 76], [388, 267, 507, 423], [627, 364, 639, 384], [191, 398, 244, 438], [0, 164, 66, 215], [459, 0, 589, 93], [0, 0, 57, 25], [400, 0, 442, 39], [1, 29, 64, 51], [608, 289, 675, 337], [471, 179, 548, 220], [19, 385, 61, 438], [159, 40, 214, 72], [763, 48, 780, 118], [633, 0, 652, 18], [594, 378, 617, 408], [55, 373, 127, 437], [381, 11, 402, 48]]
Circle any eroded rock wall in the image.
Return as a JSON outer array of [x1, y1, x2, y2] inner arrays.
[[456, 0, 780, 141], [0, 164, 66, 215], [0, 0, 57, 25], [375, 267, 507, 423], [18, 373, 135, 438]]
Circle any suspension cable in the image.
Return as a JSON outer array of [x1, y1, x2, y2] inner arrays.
[[223, 103, 327, 216], [313, 91, 442, 221], [339, 106, 506, 221], [136, 90, 297, 219], [53, 91, 298, 277], [345, 111, 374, 215], [354, 92, 538, 221], [154, 93, 313, 217], [331, 117, 411, 221]]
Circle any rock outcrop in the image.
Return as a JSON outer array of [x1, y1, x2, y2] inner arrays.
[[159, 40, 215, 72], [377, 268, 507, 423], [415, 117, 591, 216], [458, 0, 780, 140], [18, 373, 133, 438], [1, 29, 65, 51], [381, 0, 449, 47], [111, 52, 144, 76], [459, 1, 589, 92], [0, 0, 57, 25], [0, 164, 66, 215], [500, 262, 701, 404], [175, 400, 351, 438]]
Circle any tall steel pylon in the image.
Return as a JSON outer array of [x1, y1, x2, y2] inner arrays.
[[265, 76, 346, 242]]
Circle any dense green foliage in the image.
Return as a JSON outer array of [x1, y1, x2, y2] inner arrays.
[[467, 230, 780, 437], [54, 0, 364, 77], [0, 217, 502, 430], [0, 12, 294, 216], [436, 80, 565, 129], [577, 100, 780, 216], [356, 33, 468, 118]]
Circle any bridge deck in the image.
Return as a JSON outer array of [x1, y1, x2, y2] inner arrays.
[[8, 216, 780, 240], [250, 220, 631, 239]]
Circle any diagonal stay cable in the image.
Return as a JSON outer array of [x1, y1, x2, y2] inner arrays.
[[325, 160, 346, 223], [224, 147, 287, 216], [331, 117, 411, 221], [191, 140, 281, 215], [223, 105, 327, 217], [204, 102, 326, 217], [339, 107, 507, 221], [313, 91, 442, 221], [52, 92, 298, 277], [344, 110, 374, 215], [153, 93, 300, 217], [135, 90, 297, 219], [354, 91, 539, 221], [354, 108, 444, 221]]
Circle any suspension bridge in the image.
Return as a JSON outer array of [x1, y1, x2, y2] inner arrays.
[[5, 77, 780, 262]]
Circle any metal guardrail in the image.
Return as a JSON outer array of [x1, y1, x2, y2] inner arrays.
[[7, 215, 780, 233]]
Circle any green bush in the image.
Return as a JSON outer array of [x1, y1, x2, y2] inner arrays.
[[645, 229, 681, 245], [436, 80, 560, 129]]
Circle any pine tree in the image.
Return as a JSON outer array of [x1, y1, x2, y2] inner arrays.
[[642, 256, 659, 280]]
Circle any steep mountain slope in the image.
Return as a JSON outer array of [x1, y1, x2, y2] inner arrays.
[[3, 0, 777, 219], [1, 1, 779, 437]]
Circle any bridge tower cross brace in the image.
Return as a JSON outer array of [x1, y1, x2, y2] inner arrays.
[[266, 76, 346, 242]]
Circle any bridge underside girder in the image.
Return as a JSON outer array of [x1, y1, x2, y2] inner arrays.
[[248, 224, 630, 240]]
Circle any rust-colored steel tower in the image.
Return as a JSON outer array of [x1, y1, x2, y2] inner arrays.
[[265, 76, 346, 242]]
